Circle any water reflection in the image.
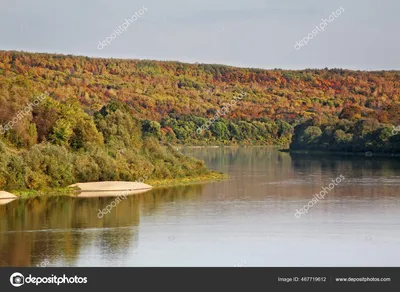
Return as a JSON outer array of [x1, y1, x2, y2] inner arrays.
[[1, 147, 400, 267], [0, 184, 204, 266]]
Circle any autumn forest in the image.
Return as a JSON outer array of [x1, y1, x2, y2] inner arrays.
[[0, 51, 399, 191]]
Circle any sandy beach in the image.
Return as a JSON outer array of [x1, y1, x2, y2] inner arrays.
[[68, 181, 153, 197], [0, 191, 18, 205]]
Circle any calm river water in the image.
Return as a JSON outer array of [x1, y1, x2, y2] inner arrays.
[[1, 147, 400, 267]]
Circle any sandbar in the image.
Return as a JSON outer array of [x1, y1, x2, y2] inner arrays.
[[68, 181, 153, 198]]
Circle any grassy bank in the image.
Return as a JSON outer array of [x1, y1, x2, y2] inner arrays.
[[10, 171, 228, 199], [148, 171, 227, 187]]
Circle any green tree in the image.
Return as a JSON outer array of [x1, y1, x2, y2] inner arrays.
[[210, 121, 229, 140], [302, 126, 322, 145]]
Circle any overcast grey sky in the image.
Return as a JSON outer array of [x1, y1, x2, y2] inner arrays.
[[0, 0, 399, 70]]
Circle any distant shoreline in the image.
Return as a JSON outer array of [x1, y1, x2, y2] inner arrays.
[[280, 149, 400, 158], [177, 145, 284, 149]]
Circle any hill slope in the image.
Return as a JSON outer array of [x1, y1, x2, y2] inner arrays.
[[0, 51, 399, 192]]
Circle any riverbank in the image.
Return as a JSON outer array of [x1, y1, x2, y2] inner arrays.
[[5, 171, 227, 199], [177, 145, 285, 148], [148, 171, 228, 187]]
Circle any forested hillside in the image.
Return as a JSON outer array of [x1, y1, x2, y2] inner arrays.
[[1, 51, 399, 120], [0, 50, 400, 191]]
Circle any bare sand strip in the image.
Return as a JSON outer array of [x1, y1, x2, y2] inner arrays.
[[68, 181, 153, 198], [0, 191, 18, 205]]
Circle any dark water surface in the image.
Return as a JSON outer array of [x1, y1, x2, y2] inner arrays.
[[1, 147, 400, 267]]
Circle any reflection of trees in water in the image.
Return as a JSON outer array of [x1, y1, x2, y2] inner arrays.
[[140, 184, 204, 215], [289, 152, 400, 178], [0, 196, 90, 267], [182, 147, 295, 181], [0, 183, 204, 267], [287, 153, 400, 203]]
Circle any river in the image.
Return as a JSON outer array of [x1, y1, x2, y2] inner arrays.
[[1, 147, 400, 267]]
